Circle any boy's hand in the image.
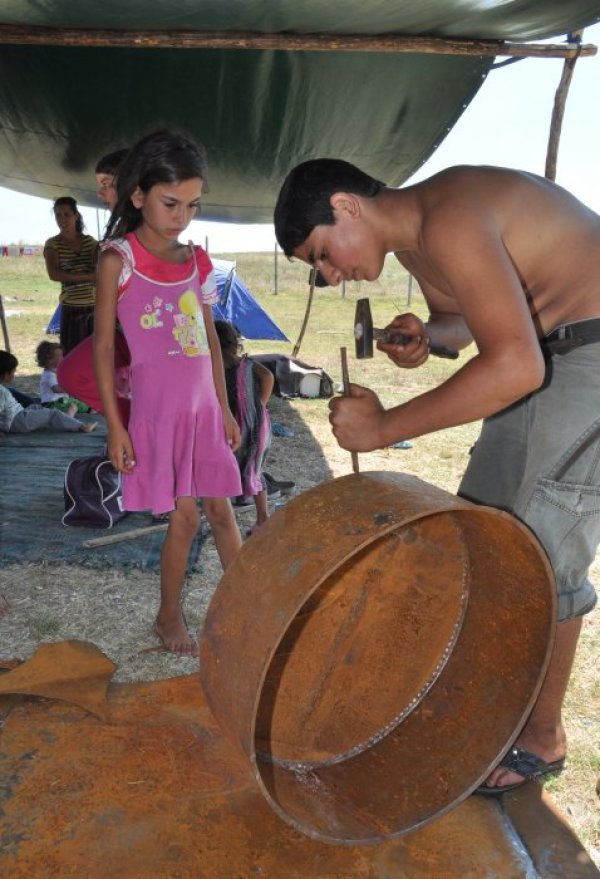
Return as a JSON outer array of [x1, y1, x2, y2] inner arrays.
[[108, 423, 136, 473], [378, 313, 430, 368], [223, 408, 241, 452], [328, 384, 387, 452]]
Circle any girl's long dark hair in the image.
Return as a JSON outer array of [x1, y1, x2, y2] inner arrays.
[[104, 129, 207, 240]]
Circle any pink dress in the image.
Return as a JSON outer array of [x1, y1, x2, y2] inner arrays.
[[103, 233, 242, 514]]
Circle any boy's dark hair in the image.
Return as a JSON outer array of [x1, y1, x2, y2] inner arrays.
[[274, 159, 386, 256], [95, 148, 129, 176], [35, 340, 62, 368], [53, 196, 85, 234], [105, 129, 207, 239], [0, 350, 18, 377]]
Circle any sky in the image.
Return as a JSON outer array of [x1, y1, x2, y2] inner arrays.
[[0, 22, 599, 252]]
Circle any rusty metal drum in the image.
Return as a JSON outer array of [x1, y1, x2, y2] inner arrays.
[[199, 472, 556, 844]]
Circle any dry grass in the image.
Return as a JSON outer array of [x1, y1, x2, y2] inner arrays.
[[0, 254, 598, 860]]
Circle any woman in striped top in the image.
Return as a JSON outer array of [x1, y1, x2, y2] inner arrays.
[[44, 196, 98, 353]]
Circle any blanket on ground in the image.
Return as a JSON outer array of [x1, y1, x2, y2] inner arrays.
[[0, 418, 205, 570]]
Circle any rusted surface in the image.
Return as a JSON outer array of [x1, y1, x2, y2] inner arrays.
[[2, 667, 596, 878], [504, 784, 600, 878], [0, 640, 115, 719], [256, 515, 468, 764], [200, 472, 557, 842]]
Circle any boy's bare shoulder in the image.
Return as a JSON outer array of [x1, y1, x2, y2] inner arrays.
[[413, 165, 572, 248], [413, 168, 507, 245]]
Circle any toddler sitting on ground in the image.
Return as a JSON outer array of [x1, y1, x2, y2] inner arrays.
[[0, 350, 96, 434], [35, 340, 90, 416]]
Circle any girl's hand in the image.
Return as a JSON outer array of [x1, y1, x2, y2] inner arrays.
[[108, 423, 136, 473], [328, 384, 388, 452], [378, 313, 430, 368], [223, 408, 241, 452]]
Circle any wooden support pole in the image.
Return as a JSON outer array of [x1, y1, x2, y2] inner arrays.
[[545, 31, 583, 181], [292, 268, 316, 358], [0, 295, 11, 353], [0, 24, 595, 60]]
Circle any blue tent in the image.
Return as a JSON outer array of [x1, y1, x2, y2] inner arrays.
[[46, 257, 288, 342], [211, 259, 287, 341]]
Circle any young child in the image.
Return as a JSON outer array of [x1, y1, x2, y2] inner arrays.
[[95, 148, 129, 210], [94, 129, 243, 657], [0, 350, 96, 434], [35, 340, 90, 415], [214, 320, 274, 536]]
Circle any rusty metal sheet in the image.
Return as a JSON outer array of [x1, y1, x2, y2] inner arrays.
[[2, 664, 597, 878], [200, 472, 557, 842], [0, 640, 115, 719]]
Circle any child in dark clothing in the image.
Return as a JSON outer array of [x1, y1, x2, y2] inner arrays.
[[215, 321, 274, 535]]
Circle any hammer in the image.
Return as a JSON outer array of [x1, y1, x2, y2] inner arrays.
[[354, 298, 458, 360]]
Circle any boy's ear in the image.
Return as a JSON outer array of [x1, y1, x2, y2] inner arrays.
[[131, 186, 145, 209], [330, 192, 360, 219]]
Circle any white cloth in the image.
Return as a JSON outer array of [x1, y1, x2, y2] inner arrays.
[[0, 384, 23, 430], [39, 368, 66, 404]]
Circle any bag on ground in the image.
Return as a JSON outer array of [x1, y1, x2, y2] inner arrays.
[[62, 455, 127, 528]]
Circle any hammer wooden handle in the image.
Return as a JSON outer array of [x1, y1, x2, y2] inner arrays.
[[340, 347, 359, 474], [373, 328, 459, 360]]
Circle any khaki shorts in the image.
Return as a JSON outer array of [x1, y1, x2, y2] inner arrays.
[[459, 342, 600, 622]]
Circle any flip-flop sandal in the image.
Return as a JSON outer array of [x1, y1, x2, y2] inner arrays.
[[475, 747, 566, 796]]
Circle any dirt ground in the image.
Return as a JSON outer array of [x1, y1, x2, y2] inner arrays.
[[0, 391, 477, 681]]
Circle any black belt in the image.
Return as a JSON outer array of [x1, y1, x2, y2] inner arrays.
[[542, 318, 600, 356]]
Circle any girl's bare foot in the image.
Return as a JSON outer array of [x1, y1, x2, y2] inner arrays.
[[79, 421, 98, 433], [154, 611, 198, 657]]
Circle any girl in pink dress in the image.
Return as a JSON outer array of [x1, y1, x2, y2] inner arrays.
[[94, 130, 242, 657]]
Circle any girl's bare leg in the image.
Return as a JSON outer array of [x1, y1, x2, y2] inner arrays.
[[202, 497, 242, 569], [245, 490, 269, 536], [254, 489, 269, 527], [155, 496, 200, 656]]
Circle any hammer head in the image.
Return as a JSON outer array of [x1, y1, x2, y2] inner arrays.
[[354, 297, 374, 359]]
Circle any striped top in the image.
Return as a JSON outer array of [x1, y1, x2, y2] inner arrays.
[[43, 234, 98, 306]]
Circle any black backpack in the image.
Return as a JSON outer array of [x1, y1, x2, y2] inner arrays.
[[62, 455, 128, 529]]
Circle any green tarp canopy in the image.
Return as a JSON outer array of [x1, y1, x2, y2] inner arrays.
[[0, 1, 599, 222]]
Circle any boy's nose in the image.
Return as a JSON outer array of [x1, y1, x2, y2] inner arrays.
[[318, 263, 342, 287]]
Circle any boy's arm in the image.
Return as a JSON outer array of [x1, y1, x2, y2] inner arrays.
[[331, 212, 545, 451], [47, 370, 66, 394]]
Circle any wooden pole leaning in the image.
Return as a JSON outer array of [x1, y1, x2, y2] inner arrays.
[[292, 267, 316, 358]]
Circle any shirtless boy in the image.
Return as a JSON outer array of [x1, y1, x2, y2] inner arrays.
[[274, 159, 600, 794]]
